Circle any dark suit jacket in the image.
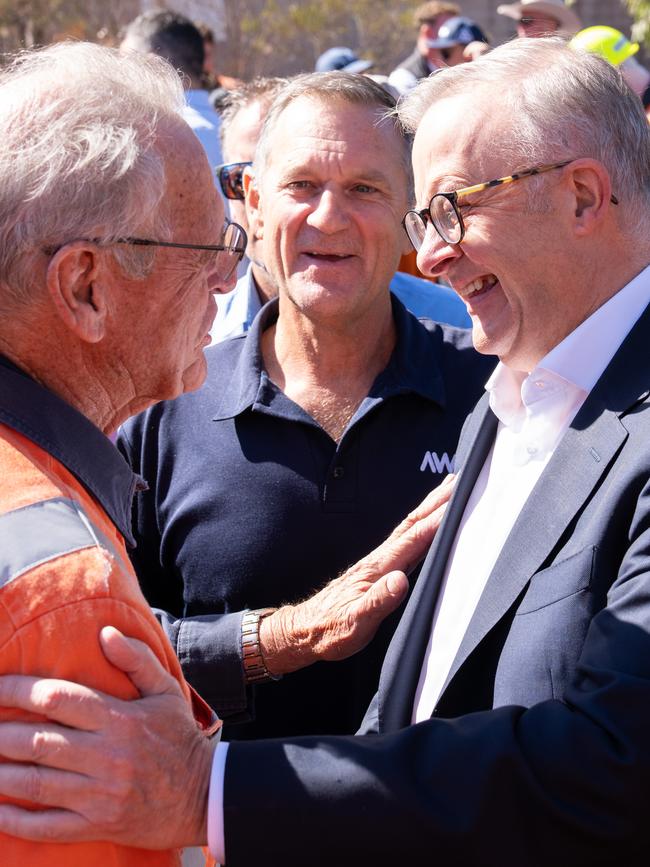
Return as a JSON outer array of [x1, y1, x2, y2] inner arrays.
[[224, 301, 650, 866]]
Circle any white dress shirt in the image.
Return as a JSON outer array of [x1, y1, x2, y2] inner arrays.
[[209, 265, 650, 861]]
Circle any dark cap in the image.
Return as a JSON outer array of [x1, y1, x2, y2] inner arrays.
[[315, 46, 374, 74], [427, 16, 489, 48]]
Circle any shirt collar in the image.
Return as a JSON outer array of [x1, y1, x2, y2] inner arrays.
[[486, 263, 650, 428], [213, 294, 447, 421], [0, 356, 144, 545], [541, 262, 650, 393]]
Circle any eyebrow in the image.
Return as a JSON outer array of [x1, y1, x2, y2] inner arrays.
[[278, 165, 394, 187], [420, 175, 468, 203]]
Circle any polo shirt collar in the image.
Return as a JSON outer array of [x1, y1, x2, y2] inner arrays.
[[213, 294, 447, 421], [0, 355, 144, 545]]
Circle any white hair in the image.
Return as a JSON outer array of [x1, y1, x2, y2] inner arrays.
[[398, 38, 650, 231], [0, 40, 186, 302]]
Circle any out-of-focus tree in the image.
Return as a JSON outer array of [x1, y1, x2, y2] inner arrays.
[[0, 0, 139, 56], [625, 0, 650, 50], [218, 0, 417, 78], [0, 0, 426, 80]]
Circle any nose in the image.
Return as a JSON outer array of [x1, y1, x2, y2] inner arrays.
[[207, 261, 238, 295], [416, 223, 462, 280], [307, 189, 350, 234], [215, 269, 237, 295]]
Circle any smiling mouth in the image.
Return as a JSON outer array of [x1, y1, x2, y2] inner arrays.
[[303, 252, 353, 263], [462, 275, 499, 301]]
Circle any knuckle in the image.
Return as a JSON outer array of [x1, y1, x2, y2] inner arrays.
[[34, 683, 64, 715], [30, 730, 53, 763], [23, 765, 45, 804]]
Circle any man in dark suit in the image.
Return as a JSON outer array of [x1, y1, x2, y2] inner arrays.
[[0, 37, 649, 867]]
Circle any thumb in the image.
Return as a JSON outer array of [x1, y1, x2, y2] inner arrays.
[[99, 626, 184, 699], [361, 570, 409, 620]]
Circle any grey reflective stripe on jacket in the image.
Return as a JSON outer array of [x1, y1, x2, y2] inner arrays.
[[0, 496, 128, 589]]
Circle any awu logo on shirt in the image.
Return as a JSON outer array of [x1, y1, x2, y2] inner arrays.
[[420, 451, 455, 473]]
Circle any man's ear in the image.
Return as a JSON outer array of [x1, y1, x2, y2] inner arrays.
[[46, 242, 108, 343], [565, 159, 614, 237], [244, 168, 263, 241]]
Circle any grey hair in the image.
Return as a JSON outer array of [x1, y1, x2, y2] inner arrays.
[[398, 38, 650, 231], [254, 71, 414, 202], [219, 76, 290, 155], [0, 40, 187, 302]]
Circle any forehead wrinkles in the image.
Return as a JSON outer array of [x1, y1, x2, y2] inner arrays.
[[273, 98, 389, 157], [414, 100, 497, 200], [285, 132, 357, 169]]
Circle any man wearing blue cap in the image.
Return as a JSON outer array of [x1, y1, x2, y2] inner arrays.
[[315, 46, 374, 74], [426, 15, 490, 66], [389, 0, 460, 94]]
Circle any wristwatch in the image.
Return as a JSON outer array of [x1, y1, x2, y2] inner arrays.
[[241, 607, 282, 684]]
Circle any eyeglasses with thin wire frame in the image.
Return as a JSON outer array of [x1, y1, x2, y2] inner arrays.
[[43, 221, 248, 282], [215, 161, 252, 200], [402, 160, 619, 251]]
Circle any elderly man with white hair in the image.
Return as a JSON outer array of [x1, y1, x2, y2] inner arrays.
[[0, 40, 245, 867], [1, 36, 650, 867]]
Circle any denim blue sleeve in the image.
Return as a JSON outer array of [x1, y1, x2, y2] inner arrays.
[[154, 607, 252, 722]]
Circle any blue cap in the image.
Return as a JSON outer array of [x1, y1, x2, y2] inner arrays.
[[315, 47, 374, 74], [427, 17, 489, 48]]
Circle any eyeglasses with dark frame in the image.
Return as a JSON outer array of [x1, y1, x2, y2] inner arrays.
[[43, 221, 248, 282], [402, 160, 619, 251], [215, 161, 252, 201]]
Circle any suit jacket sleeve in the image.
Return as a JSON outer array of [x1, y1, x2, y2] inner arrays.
[[222, 470, 650, 866]]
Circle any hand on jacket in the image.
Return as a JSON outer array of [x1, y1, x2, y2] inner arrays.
[[260, 473, 455, 674], [0, 626, 214, 849]]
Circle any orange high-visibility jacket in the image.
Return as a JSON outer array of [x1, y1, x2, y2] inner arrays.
[[0, 420, 218, 867]]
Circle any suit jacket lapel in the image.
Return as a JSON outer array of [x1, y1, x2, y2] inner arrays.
[[379, 394, 497, 731], [437, 399, 627, 698], [437, 301, 650, 702]]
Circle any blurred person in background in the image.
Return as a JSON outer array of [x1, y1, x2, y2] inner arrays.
[[315, 46, 374, 73], [425, 15, 491, 65], [196, 22, 243, 113], [121, 10, 223, 170], [497, 0, 582, 37], [571, 25, 650, 118], [389, 0, 460, 94], [211, 78, 287, 342]]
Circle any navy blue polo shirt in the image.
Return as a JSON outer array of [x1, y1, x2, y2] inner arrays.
[[119, 297, 494, 739]]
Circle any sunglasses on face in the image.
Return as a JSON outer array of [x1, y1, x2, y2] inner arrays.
[[215, 161, 252, 200]]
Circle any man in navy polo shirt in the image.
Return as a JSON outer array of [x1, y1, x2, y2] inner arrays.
[[118, 71, 493, 740]]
